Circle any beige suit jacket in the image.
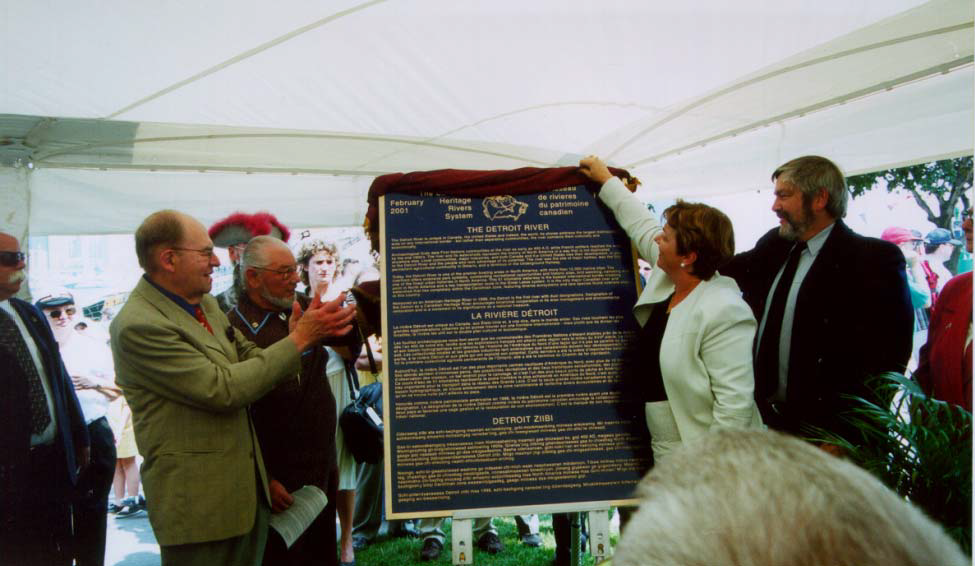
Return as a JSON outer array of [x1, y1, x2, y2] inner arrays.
[[110, 277, 300, 546]]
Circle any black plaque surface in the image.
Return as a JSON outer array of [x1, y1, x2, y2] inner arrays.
[[381, 186, 650, 518]]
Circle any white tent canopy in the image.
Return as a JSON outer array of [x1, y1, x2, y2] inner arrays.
[[1, 0, 972, 236]]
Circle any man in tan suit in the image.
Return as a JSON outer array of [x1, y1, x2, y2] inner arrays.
[[110, 210, 356, 566]]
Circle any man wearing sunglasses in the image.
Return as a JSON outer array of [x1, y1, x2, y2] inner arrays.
[[110, 210, 357, 566], [0, 232, 90, 565], [37, 290, 121, 566]]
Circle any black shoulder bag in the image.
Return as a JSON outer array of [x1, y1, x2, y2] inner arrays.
[[339, 335, 384, 465]]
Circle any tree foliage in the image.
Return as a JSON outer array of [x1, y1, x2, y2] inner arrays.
[[846, 156, 973, 229]]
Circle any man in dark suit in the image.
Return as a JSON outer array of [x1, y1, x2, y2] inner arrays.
[[722, 156, 913, 442], [0, 231, 90, 565]]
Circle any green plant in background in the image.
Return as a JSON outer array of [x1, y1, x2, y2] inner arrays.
[[807, 373, 972, 553]]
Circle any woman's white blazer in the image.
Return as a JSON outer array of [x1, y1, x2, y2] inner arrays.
[[598, 177, 763, 446]]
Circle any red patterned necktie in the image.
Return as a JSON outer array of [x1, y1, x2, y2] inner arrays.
[[193, 306, 213, 335]]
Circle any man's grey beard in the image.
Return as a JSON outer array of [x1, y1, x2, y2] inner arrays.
[[778, 220, 802, 241], [260, 288, 295, 310], [776, 198, 813, 242], [776, 207, 813, 241], [6, 270, 26, 285]]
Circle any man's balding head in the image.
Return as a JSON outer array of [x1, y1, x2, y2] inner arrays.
[[135, 210, 189, 273], [133, 210, 219, 304], [241, 236, 291, 272]]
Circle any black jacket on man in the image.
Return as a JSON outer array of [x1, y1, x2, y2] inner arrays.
[[722, 220, 914, 438], [0, 298, 89, 564]]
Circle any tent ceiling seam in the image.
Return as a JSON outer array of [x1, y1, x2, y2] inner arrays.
[[607, 20, 974, 160], [27, 163, 390, 176], [33, 132, 553, 168], [624, 59, 974, 169], [22, 118, 56, 151], [352, 100, 664, 171], [104, 0, 388, 120]]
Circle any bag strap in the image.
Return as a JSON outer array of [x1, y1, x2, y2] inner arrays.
[[359, 326, 378, 375], [345, 320, 377, 401], [344, 359, 360, 402]]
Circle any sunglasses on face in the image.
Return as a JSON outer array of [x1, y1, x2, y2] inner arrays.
[[47, 307, 77, 319], [0, 251, 26, 267]]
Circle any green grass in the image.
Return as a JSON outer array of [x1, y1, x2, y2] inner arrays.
[[355, 514, 613, 566]]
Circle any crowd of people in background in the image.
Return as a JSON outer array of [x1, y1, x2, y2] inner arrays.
[[0, 152, 970, 566]]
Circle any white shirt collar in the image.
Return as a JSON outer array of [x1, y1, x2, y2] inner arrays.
[[804, 221, 835, 258]]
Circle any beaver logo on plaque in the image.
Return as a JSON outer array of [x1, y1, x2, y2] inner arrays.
[[482, 195, 529, 221]]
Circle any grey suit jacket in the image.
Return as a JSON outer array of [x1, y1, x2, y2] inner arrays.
[[110, 277, 300, 546]]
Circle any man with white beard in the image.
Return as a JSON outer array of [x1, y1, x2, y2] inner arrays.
[[228, 235, 344, 566]]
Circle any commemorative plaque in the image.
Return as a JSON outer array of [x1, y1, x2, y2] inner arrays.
[[381, 185, 651, 518]]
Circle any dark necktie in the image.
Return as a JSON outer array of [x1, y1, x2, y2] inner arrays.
[[0, 309, 53, 435], [755, 241, 807, 399], [193, 306, 213, 335]]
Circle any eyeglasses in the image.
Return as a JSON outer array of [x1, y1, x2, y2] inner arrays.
[[171, 246, 216, 259], [47, 307, 77, 319], [251, 265, 299, 278], [0, 251, 26, 267]]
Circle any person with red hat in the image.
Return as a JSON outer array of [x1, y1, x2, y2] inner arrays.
[[915, 208, 973, 412], [208, 212, 290, 312], [881, 226, 932, 368], [922, 227, 964, 304]]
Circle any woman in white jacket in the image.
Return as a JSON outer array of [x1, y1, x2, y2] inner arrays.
[[580, 156, 763, 460]]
